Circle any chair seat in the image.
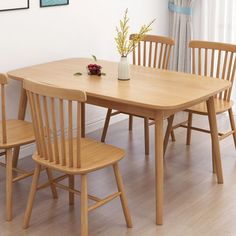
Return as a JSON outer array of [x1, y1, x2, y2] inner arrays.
[[33, 138, 125, 174], [186, 98, 234, 115], [0, 120, 35, 148]]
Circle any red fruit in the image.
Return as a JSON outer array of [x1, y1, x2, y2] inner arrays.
[[87, 63, 102, 76]]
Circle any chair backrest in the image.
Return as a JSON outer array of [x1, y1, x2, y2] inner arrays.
[[189, 40, 236, 101], [0, 73, 8, 144], [24, 80, 87, 169], [130, 34, 175, 69]]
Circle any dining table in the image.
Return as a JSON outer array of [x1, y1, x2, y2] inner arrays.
[[7, 58, 231, 225]]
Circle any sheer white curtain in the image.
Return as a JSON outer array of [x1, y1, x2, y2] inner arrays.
[[193, 0, 236, 107], [193, 0, 236, 43], [169, 0, 194, 73]]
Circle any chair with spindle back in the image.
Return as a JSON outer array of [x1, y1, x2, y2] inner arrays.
[[23, 80, 132, 236], [101, 34, 175, 155], [167, 40, 236, 170], [0, 73, 37, 221]]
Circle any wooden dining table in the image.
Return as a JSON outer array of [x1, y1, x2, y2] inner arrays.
[[7, 58, 231, 225]]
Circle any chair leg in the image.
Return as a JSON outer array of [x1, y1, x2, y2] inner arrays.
[[164, 115, 176, 143], [129, 115, 133, 131], [228, 108, 236, 149], [101, 109, 112, 142], [212, 142, 216, 174], [186, 112, 193, 145], [113, 163, 132, 228], [81, 103, 86, 138], [6, 149, 13, 221], [46, 168, 58, 199], [170, 130, 176, 142], [80, 174, 88, 236], [69, 175, 75, 205], [144, 117, 149, 155], [164, 115, 175, 155], [23, 164, 41, 229]]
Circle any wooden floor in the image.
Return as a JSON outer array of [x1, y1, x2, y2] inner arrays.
[[1, 113, 236, 236]]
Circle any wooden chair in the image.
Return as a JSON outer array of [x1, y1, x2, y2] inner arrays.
[[167, 40, 236, 170], [23, 80, 132, 236], [101, 34, 175, 155], [0, 73, 36, 221]]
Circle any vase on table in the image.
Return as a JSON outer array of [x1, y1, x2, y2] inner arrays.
[[118, 56, 130, 81]]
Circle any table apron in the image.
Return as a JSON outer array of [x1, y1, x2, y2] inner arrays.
[[87, 96, 191, 119]]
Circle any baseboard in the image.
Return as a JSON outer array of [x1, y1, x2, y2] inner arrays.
[[85, 113, 127, 134]]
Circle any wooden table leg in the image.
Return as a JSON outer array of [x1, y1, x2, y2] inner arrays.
[[13, 86, 28, 168], [154, 111, 164, 225], [206, 97, 223, 184], [81, 103, 85, 138]]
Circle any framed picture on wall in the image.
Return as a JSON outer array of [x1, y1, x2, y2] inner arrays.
[[0, 0, 29, 12], [40, 0, 69, 7]]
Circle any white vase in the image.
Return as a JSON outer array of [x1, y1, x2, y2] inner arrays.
[[118, 56, 130, 80]]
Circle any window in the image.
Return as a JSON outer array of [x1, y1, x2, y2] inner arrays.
[[193, 0, 236, 43]]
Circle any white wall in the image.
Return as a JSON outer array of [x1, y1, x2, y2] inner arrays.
[[0, 0, 169, 157]]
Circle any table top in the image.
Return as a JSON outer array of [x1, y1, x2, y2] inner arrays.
[[7, 58, 231, 110]]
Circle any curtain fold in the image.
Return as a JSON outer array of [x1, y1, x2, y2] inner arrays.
[[169, 0, 194, 73]]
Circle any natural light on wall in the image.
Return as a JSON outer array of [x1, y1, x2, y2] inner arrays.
[[193, 0, 236, 43]]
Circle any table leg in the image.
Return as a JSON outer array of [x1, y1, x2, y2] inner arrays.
[[81, 103, 85, 137], [154, 111, 164, 225], [206, 97, 223, 184], [13, 87, 28, 168]]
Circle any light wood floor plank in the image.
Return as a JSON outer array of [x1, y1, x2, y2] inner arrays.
[[0, 115, 236, 236]]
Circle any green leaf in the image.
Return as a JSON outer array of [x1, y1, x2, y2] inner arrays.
[[101, 72, 106, 76], [92, 55, 97, 61], [74, 72, 82, 76]]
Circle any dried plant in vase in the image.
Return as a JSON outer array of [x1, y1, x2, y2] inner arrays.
[[115, 9, 156, 80]]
